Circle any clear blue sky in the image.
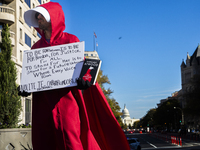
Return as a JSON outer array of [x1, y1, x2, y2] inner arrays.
[[51, 0, 200, 119]]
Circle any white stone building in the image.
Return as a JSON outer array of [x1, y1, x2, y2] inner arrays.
[[121, 104, 139, 126], [84, 50, 99, 60], [0, 0, 50, 125]]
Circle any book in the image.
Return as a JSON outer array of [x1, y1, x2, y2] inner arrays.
[[79, 58, 102, 85]]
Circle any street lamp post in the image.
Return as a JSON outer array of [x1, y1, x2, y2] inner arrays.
[[174, 107, 184, 125]]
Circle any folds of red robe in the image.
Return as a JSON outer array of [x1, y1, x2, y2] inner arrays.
[[83, 82, 130, 150], [32, 87, 101, 150], [32, 83, 130, 150]]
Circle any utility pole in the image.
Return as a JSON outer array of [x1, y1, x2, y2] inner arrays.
[[174, 107, 184, 125]]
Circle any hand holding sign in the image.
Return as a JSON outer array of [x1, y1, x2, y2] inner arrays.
[[17, 86, 31, 97]]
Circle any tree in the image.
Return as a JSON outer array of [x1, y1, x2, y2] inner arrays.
[[121, 123, 127, 130], [96, 70, 110, 89], [140, 109, 156, 128], [96, 70, 123, 126], [133, 120, 140, 129], [0, 24, 21, 128], [153, 99, 180, 130], [128, 124, 132, 129]]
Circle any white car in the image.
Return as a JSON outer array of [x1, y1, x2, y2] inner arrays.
[[127, 138, 141, 150]]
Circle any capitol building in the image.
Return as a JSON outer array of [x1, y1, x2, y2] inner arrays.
[[121, 105, 139, 126]]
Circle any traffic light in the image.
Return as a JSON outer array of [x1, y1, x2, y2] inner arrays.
[[180, 120, 181, 123]]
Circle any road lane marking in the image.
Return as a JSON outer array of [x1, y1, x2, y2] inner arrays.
[[139, 136, 157, 148], [147, 141, 157, 148]]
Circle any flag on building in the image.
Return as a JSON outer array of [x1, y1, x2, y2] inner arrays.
[[94, 32, 97, 38]]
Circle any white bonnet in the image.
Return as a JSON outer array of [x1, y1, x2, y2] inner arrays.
[[24, 6, 50, 27]]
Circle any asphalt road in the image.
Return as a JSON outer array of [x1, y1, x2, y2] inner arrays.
[[126, 133, 200, 150]]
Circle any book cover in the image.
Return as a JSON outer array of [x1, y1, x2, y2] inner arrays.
[[79, 58, 102, 85]]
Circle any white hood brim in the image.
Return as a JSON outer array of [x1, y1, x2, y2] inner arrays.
[[24, 6, 50, 27]]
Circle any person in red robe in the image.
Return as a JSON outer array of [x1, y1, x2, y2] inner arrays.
[[21, 2, 130, 150]]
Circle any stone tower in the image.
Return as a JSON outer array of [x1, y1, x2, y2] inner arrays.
[[180, 45, 200, 107]]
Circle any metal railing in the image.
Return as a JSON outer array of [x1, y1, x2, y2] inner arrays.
[[0, 6, 15, 15]]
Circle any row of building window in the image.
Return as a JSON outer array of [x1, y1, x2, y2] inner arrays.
[[24, 0, 31, 8], [84, 54, 97, 57], [20, 28, 36, 47], [19, 33, 36, 62], [19, 0, 43, 46], [25, 33, 31, 47], [24, 0, 45, 8], [19, 0, 39, 62]]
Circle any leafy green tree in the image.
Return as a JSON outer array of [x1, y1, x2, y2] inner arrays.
[[121, 123, 127, 130], [153, 99, 180, 129], [0, 24, 21, 128], [96, 70, 110, 89], [96, 70, 123, 126], [128, 124, 132, 129], [140, 109, 156, 128], [133, 120, 140, 129]]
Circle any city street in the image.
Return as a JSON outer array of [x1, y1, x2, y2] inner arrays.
[[126, 133, 200, 150]]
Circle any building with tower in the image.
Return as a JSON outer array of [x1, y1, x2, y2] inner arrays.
[[180, 45, 200, 108], [179, 45, 200, 129], [121, 104, 139, 127], [154, 45, 200, 130]]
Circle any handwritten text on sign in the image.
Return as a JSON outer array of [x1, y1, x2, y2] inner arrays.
[[20, 42, 84, 92]]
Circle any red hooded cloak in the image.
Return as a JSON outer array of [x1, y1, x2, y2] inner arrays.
[[31, 2, 130, 150]]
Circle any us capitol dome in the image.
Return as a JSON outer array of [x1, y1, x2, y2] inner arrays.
[[121, 104, 139, 127]]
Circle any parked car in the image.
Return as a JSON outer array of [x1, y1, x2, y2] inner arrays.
[[178, 128, 187, 135], [128, 130, 133, 134], [127, 138, 141, 150], [191, 129, 200, 135], [161, 129, 167, 134]]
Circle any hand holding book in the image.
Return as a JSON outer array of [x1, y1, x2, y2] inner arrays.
[[76, 78, 92, 90], [76, 58, 101, 90]]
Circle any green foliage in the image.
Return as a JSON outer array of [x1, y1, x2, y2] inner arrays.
[[153, 99, 180, 129], [121, 123, 127, 130], [0, 123, 31, 129], [96, 70, 123, 126], [128, 124, 132, 129], [138, 99, 181, 130], [140, 109, 156, 128], [133, 120, 140, 129], [96, 70, 110, 89], [18, 123, 32, 128], [0, 24, 21, 128]]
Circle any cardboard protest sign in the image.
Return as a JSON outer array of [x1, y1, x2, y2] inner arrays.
[[20, 41, 84, 93]]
